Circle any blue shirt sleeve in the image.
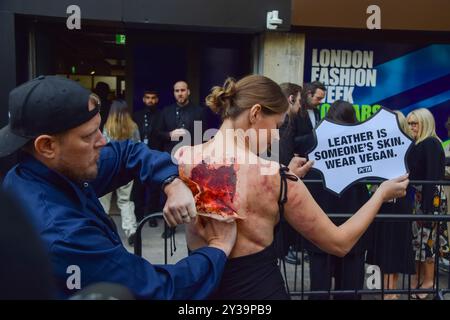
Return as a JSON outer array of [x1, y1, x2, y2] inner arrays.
[[92, 140, 178, 197], [51, 224, 226, 299]]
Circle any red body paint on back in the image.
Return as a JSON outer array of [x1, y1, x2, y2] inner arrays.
[[181, 162, 241, 220]]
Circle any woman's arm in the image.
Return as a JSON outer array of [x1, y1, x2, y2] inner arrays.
[[284, 175, 408, 257]]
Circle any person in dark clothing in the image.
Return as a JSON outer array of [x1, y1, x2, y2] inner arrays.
[[0, 190, 56, 299], [367, 110, 415, 300], [158, 81, 206, 154], [306, 100, 372, 300], [0, 153, 17, 183], [279, 82, 302, 166], [277, 82, 311, 264], [157, 81, 206, 238], [133, 90, 162, 228], [293, 82, 327, 260], [93, 81, 111, 131], [134, 90, 162, 151], [294, 81, 326, 157], [406, 108, 445, 299]]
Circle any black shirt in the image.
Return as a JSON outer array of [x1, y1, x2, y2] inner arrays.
[[158, 102, 206, 153], [279, 115, 297, 166], [133, 107, 162, 151], [293, 108, 320, 157], [408, 136, 445, 213]]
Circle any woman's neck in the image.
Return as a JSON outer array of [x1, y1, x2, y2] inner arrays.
[[213, 118, 251, 154]]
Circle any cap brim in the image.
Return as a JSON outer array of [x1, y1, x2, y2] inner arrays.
[[0, 124, 30, 158]]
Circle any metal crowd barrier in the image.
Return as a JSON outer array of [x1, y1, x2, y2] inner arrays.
[[282, 213, 450, 300], [283, 179, 450, 300], [132, 179, 450, 300], [133, 212, 173, 265]]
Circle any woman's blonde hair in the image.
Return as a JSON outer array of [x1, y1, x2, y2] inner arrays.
[[205, 75, 288, 120], [393, 110, 412, 137], [104, 99, 137, 140], [407, 108, 441, 144]]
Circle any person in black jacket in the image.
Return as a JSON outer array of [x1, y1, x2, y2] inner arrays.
[[158, 81, 205, 154], [93, 82, 111, 132], [306, 100, 371, 300], [277, 82, 304, 264], [132, 90, 163, 228], [294, 81, 326, 157], [0, 190, 56, 299], [157, 81, 206, 238], [279, 82, 302, 166], [367, 110, 415, 300], [406, 108, 445, 299], [133, 90, 162, 151], [293, 83, 327, 267], [294, 82, 326, 226]]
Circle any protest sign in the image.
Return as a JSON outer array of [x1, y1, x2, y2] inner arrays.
[[308, 108, 413, 195]]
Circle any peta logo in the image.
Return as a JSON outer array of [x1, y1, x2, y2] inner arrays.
[[357, 165, 372, 174], [66, 265, 81, 290]]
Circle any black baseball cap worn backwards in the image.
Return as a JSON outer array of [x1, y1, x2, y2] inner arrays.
[[0, 75, 100, 157]]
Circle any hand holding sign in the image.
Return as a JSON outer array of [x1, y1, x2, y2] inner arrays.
[[377, 174, 409, 202], [288, 156, 314, 178], [308, 108, 413, 195]]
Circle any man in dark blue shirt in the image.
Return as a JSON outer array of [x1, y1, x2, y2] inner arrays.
[[0, 76, 236, 299]]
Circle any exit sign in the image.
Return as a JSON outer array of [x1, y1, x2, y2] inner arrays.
[[116, 34, 126, 45]]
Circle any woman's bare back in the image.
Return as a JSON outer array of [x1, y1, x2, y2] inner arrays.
[[176, 143, 281, 258], [175, 138, 408, 259]]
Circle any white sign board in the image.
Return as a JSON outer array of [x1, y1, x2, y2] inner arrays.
[[308, 108, 413, 195]]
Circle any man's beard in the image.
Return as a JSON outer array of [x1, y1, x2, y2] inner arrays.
[[177, 98, 188, 106], [57, 158, 98, 183], [306, 97, 316, 109]]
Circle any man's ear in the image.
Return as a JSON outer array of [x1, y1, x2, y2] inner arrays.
[[187, 89, 191, 97], [249, 104, 262, 124], [34, 135, 58, 159]]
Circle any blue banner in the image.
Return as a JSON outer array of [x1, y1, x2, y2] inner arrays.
[[304, 37, 450, 141]]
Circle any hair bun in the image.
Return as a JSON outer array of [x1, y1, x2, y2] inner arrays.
[[205, 77, 236, 117]]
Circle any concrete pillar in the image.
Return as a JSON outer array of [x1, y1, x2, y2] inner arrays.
[[258, 32, 305, 85]]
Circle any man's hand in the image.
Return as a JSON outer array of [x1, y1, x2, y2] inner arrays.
[[189, 216, 237, 257], [162, 178, 197, 227], [170, 129, 188, 141], [288, 155, 314, 178]]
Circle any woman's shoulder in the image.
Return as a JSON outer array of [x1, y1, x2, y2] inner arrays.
[[419, 136, 443, 151], [421, 136, 441, 144], [174, 145, 197, 164]]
